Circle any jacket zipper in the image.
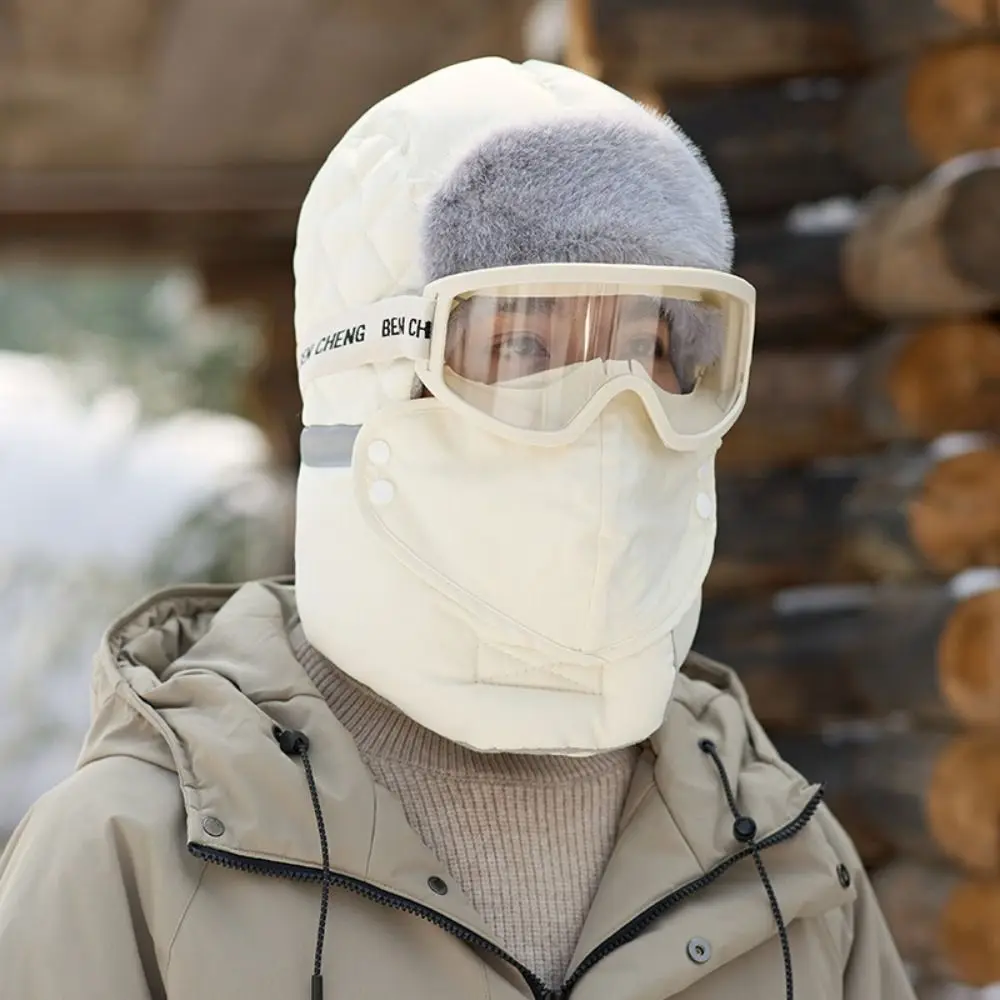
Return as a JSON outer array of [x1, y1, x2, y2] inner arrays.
[[561, 786, 824, 994], [189, 842, 552, 999], [189, 787, 822, 1000]]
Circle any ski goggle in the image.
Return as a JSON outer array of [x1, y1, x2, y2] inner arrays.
[[297, 263, 756, 451]]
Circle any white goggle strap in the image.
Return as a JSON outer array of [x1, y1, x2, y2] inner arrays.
[[297, 295, 435, 388]]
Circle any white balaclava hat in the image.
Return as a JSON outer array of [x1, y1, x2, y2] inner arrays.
[[294, 57, 734, 754]]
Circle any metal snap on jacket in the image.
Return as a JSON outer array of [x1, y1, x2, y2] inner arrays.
[[686, 937, 711, 964], [427, 876, 449, 895], [201, 816, 225, 838], [368, 479, 395, 505], [837, 863, 852, 888]]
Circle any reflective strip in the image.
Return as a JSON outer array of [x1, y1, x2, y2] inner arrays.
[[297, 295, 434, 385], [300, 425, 361, 468]]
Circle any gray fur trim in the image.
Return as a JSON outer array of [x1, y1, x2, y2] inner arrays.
[[421, 115, 734, 385]]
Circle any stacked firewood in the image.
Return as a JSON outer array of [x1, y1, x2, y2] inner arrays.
[[566, 0, 1000, 993]]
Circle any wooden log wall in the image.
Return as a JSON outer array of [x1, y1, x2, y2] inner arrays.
[[718, 320, 1000, 470], [729, 162, 1000, 341], [698, 574, 1000, 728], [772, 727, 1000, 874], [711, 437, 1000, 589], [873, 860, 1000, 987], [568, 0, 1000, 988], [668, 45, 1000, 215]]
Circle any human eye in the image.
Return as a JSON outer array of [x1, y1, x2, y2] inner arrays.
[[495, 331, 551, 362], [615, 304, 672, 361], [618, 323, 670, 363], [619, 334, 660, 361]]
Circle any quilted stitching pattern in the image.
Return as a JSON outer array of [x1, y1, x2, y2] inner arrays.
[[293, 57, 673, 425]]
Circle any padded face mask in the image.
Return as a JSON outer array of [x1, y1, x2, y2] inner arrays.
[[297, 396, 716, 752], [292, 57, 746, 752]]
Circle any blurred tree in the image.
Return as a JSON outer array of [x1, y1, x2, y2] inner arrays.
[[0, 267, 261, 420], [0, 265, 289, 841]]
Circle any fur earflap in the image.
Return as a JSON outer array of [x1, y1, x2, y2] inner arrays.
[[421, 115, 733, 384]]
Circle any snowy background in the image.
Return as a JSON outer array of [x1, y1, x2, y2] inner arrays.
[[0, 267, 293, 839]]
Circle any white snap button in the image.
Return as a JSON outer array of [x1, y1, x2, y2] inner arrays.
[[686, 937, 712, 964], [202, 816, 225, 838], [698, 462, 712, 482], [695, 492, 714, 519], [367, 440, 391, 465], [369, 479, 395, 505]]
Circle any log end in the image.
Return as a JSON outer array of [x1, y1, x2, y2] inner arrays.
[[940, 0, 1000, 26], [927, 732, 1000, 875], [941, 877, 1000, 986], [908, 43, 1000, 170], [938, 589, 1000, 726], [908, 449, 1000, 573], [844, 167, 1000, 315], [942, 164, 1000, 298], [887, 319, 1000, 437]]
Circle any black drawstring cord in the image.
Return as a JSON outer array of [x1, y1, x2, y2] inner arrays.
[[270, 722, 796, 1000], [275, 726, 331, 1000], [699, 739, 794, 1000]]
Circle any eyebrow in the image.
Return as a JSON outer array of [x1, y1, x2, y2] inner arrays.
[[493, 297, 556, 315], [468, 295, 668, 322]]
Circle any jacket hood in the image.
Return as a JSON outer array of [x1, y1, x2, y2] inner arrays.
[[2, 579, 918, 1000], [79, 580, 842, 972]]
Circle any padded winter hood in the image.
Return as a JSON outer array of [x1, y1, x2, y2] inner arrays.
[[291, 58, 737, 753], [293, 56, 732, 424]]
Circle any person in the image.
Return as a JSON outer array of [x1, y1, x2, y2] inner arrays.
[[0, 57, 916, 1000]]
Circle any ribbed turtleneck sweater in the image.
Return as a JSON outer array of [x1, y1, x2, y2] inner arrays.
[[291, 628, 640, 989]]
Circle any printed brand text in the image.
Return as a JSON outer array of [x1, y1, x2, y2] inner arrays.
[[382, 316, 432, 339], [299, 324, 366, 367]]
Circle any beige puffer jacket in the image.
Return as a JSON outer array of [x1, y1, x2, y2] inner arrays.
[[0, 581, 915, 1000]]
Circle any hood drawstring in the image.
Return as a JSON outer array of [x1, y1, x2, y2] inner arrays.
[[699, 739, 794, 1000], [275, 727, 331, 1000], [271, 724, 797, 999]]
